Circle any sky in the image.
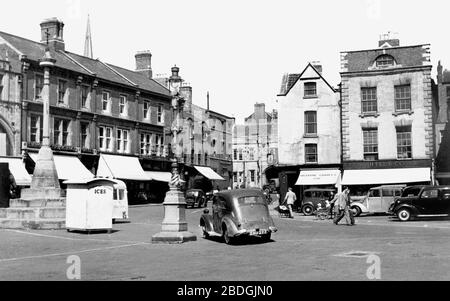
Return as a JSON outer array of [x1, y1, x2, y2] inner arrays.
[[1, 0, 449, 123]]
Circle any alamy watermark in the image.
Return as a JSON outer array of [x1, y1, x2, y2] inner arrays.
[[66, 255, 81, 280], [366, 254, 381, 280]]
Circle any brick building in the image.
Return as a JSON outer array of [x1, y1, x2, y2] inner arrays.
[[274, 62, 341, 205], [155, 68, 235, 190], [232, 103, 278, 189], [0, 18, 174, 203], [339, 34, 435, 195]]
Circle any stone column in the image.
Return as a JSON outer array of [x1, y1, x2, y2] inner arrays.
[[21, 49, 62, 200]]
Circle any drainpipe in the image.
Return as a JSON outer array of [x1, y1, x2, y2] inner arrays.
[[339, 82, 343, 193]]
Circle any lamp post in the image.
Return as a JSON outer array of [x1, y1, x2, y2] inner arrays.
[[151, 83, 196, 243]]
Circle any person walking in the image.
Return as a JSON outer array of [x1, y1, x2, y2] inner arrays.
[[284, 187, 297, 218], [333, 187, 355, 226], [328, 191, 336, 219]]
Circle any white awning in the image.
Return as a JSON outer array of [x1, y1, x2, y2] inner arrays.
[[194, 166, 225, 181], [0, 157, 32, 186], [295, 169, 341, 186], [341, 168, 431, 185], [29, 154, 94, 181], [97, 154, 148, 181], [145, 171, 172, 183]]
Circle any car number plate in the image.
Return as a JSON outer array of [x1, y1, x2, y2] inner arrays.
[[251, 229, 267, 235]]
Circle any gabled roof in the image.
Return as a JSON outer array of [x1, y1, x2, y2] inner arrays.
[[278, 63, 336, 96], [0, 30, 171, 98]]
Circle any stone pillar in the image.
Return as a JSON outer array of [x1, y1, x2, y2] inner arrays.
[[21, 49, 62, 200]]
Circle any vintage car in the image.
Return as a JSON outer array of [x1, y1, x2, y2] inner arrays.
[[350, 185, 404, 217], [185, 189, 207, 208], [199, 189, 277, 244], [392, 186, 450, 221], [388, 185, 426, 214], [300, 188, 335, 216]]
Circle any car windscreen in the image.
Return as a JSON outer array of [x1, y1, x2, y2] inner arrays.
[[238, 196, 266, 206]]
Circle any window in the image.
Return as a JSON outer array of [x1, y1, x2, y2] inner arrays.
[[421, 189, 438, 199], [397, 126, 412, 159], [81, 86, 89, 108], [305, 144, 318, 163], [80, 122, 90, 149], [102, 91, 110, 112], [233, 149, 238, 160], [205, 153, 208, 165], [304, 82, 317, 97], [191, 149, 195, 164], [119, 95, 127, 116], [239, 172, 243, 182], [30, 115, 43, 143], [249, 148, 254, 161], [140, 133, 152, 155], [35, 74, 44, 100], [382, 189, 394, 197], [116, 129, 130, 153], [143, 101, 150, 119], [99, 126, 113, 151], [369, 189, 380, 197], [53, 118, 70, 146], [155, 135, 164, 156], [157, 104, 164, 123], [58, 80, 67, 104], [238, 149, 243, 161], [395, 85, 411, 112], [304, 111, 317, 135], [0, 74, 3, 98], [233, 172, 237, 182], [376, 55, 395, 67], [363, 129, 378, 160], [250, 170, 255, 182], [198, 154, 202, 165], [361, 88, 377, 113]]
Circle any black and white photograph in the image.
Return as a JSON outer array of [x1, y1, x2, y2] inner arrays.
[[0, 0, 450, 290]]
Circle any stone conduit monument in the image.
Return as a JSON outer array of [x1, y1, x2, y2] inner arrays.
[[0, 46, 66, 230]]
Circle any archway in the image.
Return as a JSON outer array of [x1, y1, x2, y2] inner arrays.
[[0, 114, 14, 156]]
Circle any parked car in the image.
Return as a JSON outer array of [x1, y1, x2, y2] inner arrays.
[[200, 189, 277, 244], [388, 185, 426, 213], [185, 189, 207, 208], [350, 185, 404, 217], [300, 188, 335, 216], [392, 186, 450, 221]]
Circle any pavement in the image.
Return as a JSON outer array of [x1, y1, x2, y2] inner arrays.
[[1, 204, 450, 281]]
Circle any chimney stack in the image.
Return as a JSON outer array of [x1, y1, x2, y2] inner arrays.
[[311, 61, 322, 74], [40, 18, 65, 52], [135, 51, 153, 79]]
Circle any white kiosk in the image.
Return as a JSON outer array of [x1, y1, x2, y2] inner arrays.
[[64, 178, 128, 232]]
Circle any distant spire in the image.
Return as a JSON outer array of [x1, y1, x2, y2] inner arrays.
[[84, 15, 93, 58]]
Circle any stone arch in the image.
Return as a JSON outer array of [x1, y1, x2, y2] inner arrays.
[[0, 114, 15, 156]]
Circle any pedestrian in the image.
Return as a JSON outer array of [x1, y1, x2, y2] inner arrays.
[[284, 187, 297, 218], [333, 187, 355, 226], [328, 191, 336, 219]]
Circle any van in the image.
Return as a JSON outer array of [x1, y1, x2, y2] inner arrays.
[[350, 185, 404, 217]]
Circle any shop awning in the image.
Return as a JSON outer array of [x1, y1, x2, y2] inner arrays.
[[194, 166, 225, 181], [29, 153, 94, 181], [341, 168, 431, 185], [97, 154, 148, 181], [0, 157, 32, 186], [295, 169, 341, 186], [145, 171, 172, 183]]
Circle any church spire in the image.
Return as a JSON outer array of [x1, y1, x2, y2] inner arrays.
[[84, 14, 93, 58]]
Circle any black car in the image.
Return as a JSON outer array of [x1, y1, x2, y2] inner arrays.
[[388, 185, 426, 213], [185, 189, 207, 208], [392, 186, 450, 221]]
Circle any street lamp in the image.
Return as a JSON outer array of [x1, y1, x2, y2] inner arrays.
[[151, 82, 196, 244]]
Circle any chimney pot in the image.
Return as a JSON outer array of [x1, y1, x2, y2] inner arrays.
[[135, 50, 152, 79]]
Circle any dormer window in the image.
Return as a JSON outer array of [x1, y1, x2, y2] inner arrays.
[[304, 82, 317, 98], [376, 55, 395, 67]]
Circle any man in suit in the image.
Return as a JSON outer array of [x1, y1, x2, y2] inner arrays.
[[333, 187, 355, 226]]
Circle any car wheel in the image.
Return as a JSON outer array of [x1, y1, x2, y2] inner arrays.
[[302, 204, 314, 216], [397, 208, 411, 222], [261, 233, 271, 242], [223, 226, 233, 245], [352, 206, 362, 217]]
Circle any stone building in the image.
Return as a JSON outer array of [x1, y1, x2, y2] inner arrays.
[[273, 62, 341, 204], [232, 103, 278, 189], [435, 62, 450, 184], [339, 34, 435, 194], [0, 18, 174, 203], [155, 68, 235, 190]]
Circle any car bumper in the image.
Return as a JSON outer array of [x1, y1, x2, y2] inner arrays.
[[235, 226, 278, 237]]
